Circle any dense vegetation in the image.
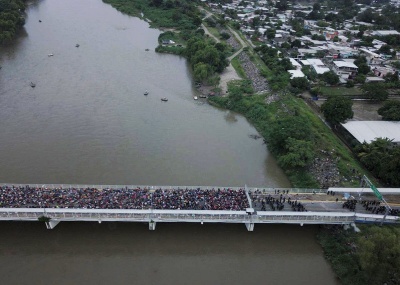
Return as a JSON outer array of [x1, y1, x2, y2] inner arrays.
[[321, 96, 354, 126], [185, 37, 229, 82], [318, 225, 400, 285], [102, 0, 202, 30], [378, 101, 400, 121], [254, 45, 292, 91], [355, 138, 400, 186], [0, 0, 25, 44], [209, 82, 366, 188]]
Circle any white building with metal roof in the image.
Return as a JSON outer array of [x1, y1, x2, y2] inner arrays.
[[341, 121, 400, 145]]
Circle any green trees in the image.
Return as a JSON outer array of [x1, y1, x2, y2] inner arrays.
[[357, 226, 400, 285], [378, 100, 400, 121], [265, 28, 276, 40], [354, 56, 370, 75], [321, 71, 340, 85], [290, 77, 310, 92], [355, 138, 400, 186], [185, 37, 228, 82], [267, 116, 315, 168], [0, 0, 25, 44], [321, 95, 353, 125], [361, 83, 389, 101], [278, 138, 314, 168], [318, 225, 400, 285]]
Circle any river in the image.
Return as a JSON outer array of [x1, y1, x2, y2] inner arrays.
[[0, 0, 339, 284]]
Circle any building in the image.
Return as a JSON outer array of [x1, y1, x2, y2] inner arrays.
[[341, 121, 400, 146], [333, 61, 358, 80]]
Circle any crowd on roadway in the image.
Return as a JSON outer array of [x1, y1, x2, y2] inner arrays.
[[343, 199, 399, 216], [251, 190, 307, 212], [0, 185, 249, 210]]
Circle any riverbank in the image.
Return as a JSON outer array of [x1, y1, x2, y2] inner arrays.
[[209, 89, 366, 188]]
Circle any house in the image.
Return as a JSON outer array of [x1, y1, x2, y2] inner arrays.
[[288, 70, 306, 79], [289, 58, 301, 70], [333, 61, 358, 79]]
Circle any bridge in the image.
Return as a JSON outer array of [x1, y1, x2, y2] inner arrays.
[[1, 184, 399, 231]]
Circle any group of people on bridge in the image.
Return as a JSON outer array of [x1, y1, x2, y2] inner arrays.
[[0, 185, 249, 211]]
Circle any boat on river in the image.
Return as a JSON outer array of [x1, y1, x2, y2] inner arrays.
[[30, 82, 36, 88], [144, 91, 149, 95], [193, 96, 198, 100], [48, 54, 54, 57], [145, 48, 149, 51], [161, 97, 168, 102], [75, 44, 80, 47], [199, 95, 207, 98]]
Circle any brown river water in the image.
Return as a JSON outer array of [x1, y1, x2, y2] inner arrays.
[[0, 0, 339, 284]]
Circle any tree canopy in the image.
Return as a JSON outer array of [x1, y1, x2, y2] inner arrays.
[[355, 138, 400, 186], [0, 0, 25, 43], [185, 37, 228, 82], [321, 95, 353, 125], [361, 83, 389, 101], [378, 100, 400, 121]]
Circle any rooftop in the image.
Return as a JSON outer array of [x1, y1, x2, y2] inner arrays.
[[341, 121, 400, 144]]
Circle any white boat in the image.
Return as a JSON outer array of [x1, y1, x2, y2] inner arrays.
[[193, 96, 198, 100], [144, 91, 149, 95], [199, 95, 207, 98], [48, 54, 54, 57], [161, 97, 168, 102]]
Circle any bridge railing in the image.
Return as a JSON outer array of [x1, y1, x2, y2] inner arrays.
[[1, 208, 398, 224], [256, 211, 355, 223]]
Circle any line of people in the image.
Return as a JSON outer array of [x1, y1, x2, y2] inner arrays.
[[0, 185, 249, 211]]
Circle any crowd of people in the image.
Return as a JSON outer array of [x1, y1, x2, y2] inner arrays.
[[343, 199, 399, 216], [251, 191, 307, 212], [361, 200, 399, 216], [0, 185, 249, 210]]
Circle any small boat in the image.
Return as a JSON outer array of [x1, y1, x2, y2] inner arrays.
[[193, 96, 198, 100], [75, 44, 80, 47], [144, 91, 149, 95], [199, 95, 207, 98], [48, 54, 54, 57], [145, 48, 149, 51], [161, 97, 168, 102], [39, 20, 42, 23], [30, 82, 36, 88]]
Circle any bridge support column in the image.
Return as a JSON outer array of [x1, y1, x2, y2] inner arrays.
[[45, 220, 60, 229], [149, 221, 156, 231], [245, 223, 254, 232]]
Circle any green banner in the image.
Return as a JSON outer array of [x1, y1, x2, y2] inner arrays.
[[364, 176, 383, 201], [370, 184, 383, 201]]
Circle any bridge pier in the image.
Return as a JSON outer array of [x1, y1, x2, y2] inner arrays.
[[45, 220, 60, 229], [149, 221, 156, 231], [245, 223, 254, 231]]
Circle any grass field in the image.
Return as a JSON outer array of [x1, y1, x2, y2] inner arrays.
[[319, 86, 363, 96]]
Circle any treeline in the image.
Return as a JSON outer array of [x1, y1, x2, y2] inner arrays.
[[318, 225, 400, 285], [102, 0, 202, 30], [0, 0, 25, 44], [355, 138, 400, 186], [358, 4, 400, 31]]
